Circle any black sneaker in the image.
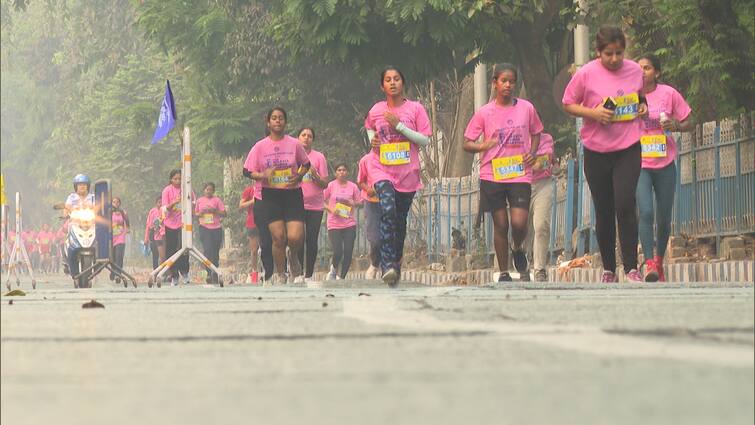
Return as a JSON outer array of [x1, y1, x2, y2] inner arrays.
[[534, 269, 548, 282], [382, 268, 399, 288], [519, 271, 531, 282], [512, 249, 528, 274], [498, 272, 513, 282]]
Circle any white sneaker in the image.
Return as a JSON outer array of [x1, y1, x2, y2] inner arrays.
[[336, 275, 343, 280], [292, 275, 305, 286], [326, 265, 337, 281], [365, 265, 378, 280], [271, 273, 287, 286]]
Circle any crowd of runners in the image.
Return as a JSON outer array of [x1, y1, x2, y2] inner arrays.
[[3, 25, 693, 287]]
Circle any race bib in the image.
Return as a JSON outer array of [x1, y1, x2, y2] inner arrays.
[[334, 202, 352, 219], [492, 155, 525, 181], [610, 93, 639, 122], [301, 172, 313, 183], [269, 169, 292, 188], [641, 134, 668, 158], [199, 213, 215, 225], [112, 225, 123, 236], [379, 141, 411, 166]]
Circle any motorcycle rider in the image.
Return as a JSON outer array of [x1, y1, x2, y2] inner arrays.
[[63, 174, 95, 276]]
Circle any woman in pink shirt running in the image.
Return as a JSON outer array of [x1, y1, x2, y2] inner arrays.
[[161, 169, 190, 285], [243, 107, 311, 285], [636, 54, 692, 282], [110, 196, 130, 282], [365, 66, 432, 287], [296, 127, 329, 283], [195, 182, 226, 284], [324, 163, 362, 280], [562, 25, 648, 283], [463, 63, 544, 283]]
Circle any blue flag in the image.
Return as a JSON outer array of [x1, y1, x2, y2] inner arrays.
[[151, 80, 177, 144]]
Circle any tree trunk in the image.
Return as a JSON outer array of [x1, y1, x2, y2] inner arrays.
[[443, 72, 475, 177]]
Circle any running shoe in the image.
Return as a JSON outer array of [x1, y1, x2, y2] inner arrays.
[[292, 275, 305, 286], [625, 269, 643, 283], [519, 271, 531, 282], [512, 249, 528, 274], [326, 265, 337, 281], [534, 269, 548, 282], [365, 265, 379, 280], [654, 256, 666, 282], [250, 271, 259, 284], [600, 271, 618, 283], [382, 268, 399, 288], [643, 259, 659, 282], [497, 272, 513, 282], [272, 273, 287, 286]]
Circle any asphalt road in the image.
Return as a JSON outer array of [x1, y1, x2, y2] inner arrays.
[[1, 274, 753, 425]]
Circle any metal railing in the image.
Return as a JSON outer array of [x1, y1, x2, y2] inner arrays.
[[315, 112, 754, 264]]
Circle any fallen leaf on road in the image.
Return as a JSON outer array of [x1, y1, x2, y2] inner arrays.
[[82, 300, 105, 309], [325, 293, 335, 298], [8, 300, 13, 305], [3, 289, 26, 296], [358, 292, 371, 297], [322, 302, 328, 307]]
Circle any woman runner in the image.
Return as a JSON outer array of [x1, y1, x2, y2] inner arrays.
[[562, 25, 647, 282], [357, 151, 381, 279], [324, 163, 362, 280], [162, 169, 193, 285], [110, 196, 130, 281], [195, 182, 226, 284], [463, 63, 544, 282], [636, 54, 692, 282], [297, 127, 329, 283], [144, 196, 165, 270], [243, 107, 311, 285], [365, 66, 432, 287], [239, 183, 260, 284]]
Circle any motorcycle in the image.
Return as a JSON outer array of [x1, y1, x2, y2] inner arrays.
[[55, 204, 97, 288]]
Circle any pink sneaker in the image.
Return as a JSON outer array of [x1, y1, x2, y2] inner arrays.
[[625, 269, 643, 282], [643, 259, 659, 282], [600, 271, 618, 283]]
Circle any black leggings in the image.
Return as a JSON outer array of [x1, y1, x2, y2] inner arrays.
[[583, 142, 641, 273], [199, 226, 222, 279], [113, 243, 125, 269], [165, 227, 189, 277], [253, 201, 275, 280], [150, 240, 161, 269], [298, 209, 323, 278], [328, 227, 356, 278]]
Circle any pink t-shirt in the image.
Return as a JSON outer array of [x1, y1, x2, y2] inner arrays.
[[562, 58, 644, 153], [324, 180, 361, 230], [532, 133, 555, 182], [112, 210, 128, 246], [300, 149, 328, 211], [243, 135, 312, 200], [144, 207, 164, 242], [364, 99, 431, 193], [161, 184, 189, 230], [640, 84, 692, 169], [464, 99, 544, 184], [194, 196, 226, 230], [241, 186, 257, 229], [357, 152, 379, 203], [37, 231, 54, 254]]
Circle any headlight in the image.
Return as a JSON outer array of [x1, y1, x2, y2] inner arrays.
[[70, 208, 96, 222]]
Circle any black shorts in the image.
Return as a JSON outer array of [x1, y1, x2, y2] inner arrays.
[[255, 188, 305, 224], [479, 180, 531, 212], [246, 227, 259, 238]]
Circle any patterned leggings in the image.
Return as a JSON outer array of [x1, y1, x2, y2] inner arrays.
[[374, 180, 415, 272]]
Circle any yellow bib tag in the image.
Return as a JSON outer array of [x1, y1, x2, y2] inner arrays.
[[301, 172, 313, 183], [112, 225, 123, 236], [641, 134, 668, 158], [334, 203, 352, 219], [379, 141, 411, 165], [199, 213, 214, 225], [610, 93, 639, 122], [492, 155, 525, 181], [269, 169, 292, 187]]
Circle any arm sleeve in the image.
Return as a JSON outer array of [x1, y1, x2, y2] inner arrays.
[[562, 69, 585, 106], [463, 110, 484, 141], [529, 103, 545, 135], [396, 122, 430, 146]]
